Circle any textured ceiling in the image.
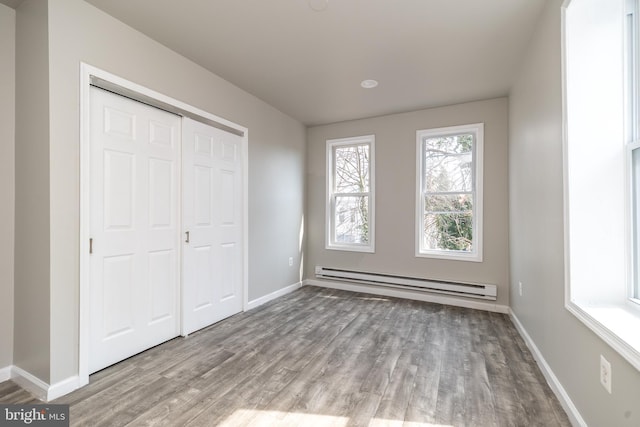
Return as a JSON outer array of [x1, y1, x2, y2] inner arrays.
[[86, 1, 544, 125]]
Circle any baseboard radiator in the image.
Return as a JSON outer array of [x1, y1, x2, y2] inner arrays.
[[314, 266, 497, 301]]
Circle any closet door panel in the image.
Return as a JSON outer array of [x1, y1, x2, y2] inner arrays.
[[89, 87, 181, 374], [182, 118, 244, 335]]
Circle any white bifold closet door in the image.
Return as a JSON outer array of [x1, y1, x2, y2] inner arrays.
[[182, 118, 244, 336], [89, 87, 181, 373]]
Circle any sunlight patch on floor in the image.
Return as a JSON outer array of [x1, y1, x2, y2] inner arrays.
[[401, 421, 453, 427], [219, 409, 453, 427], [219, 409, 349, 426], [370, 419, 453, 427]]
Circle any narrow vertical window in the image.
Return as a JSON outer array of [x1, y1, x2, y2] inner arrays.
[[416, 123, 483, 261], [627, 0, 640, 301], [563, 0, 640, 371], [326, 135, 375, 252]]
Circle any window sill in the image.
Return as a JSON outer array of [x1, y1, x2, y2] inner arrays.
[[567, 300, 640, 371], [326, 244, 375, 254], [415, 250, 482, 263]]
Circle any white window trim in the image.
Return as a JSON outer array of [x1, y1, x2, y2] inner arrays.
[[415, 123, 484, 262], [325, 135, 375, 253], [627, 0, 640, 303], [628, 139, 640, 304], [562, 0, 640, 372]]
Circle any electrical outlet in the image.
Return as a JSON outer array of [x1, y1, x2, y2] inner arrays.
[[600, 355, 612, 394], [288, 257, 293, 267], [518, 281, 523, 296]]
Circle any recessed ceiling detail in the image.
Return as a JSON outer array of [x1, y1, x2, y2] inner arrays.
[[360, 79, 379, 89], [308, 0, 328, 12]]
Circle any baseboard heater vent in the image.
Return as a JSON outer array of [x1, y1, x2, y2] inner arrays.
[[314, 266, 497, 301]]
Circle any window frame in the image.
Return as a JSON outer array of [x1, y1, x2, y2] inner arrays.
[[627, 0, 640, 303], [415, 123, 484, 262], [325, 135, 375, 253], [563, 0, 640, 372], [629, 140, 640, 303]]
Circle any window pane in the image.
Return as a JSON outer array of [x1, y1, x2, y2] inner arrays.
[[423, 211, 473, 252], [425, 194, 473, 213], [633, 148, 640, 298], [417, 124, 481, 260], [423, 134, 473, 192], [335, 195, 369, 244], [335, 145, 370, 193]]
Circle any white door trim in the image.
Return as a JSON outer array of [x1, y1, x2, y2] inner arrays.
[[79, 63, 249, 386]]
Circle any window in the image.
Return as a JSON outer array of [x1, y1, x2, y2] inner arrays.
[[416, 123, 483, 261], [628, 0, 640, 301], [564, 0, 640, 371], [326, 135, 375, 252]]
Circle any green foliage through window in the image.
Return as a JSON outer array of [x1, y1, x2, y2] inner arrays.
[[421, 131, 476, 253]]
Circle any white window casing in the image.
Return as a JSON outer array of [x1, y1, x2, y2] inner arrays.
[[415, 123, 484, 262], [326, 135, 375, 253], [563, 0, 640, 371]]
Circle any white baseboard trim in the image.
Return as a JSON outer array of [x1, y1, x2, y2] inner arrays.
[[48, 375, 82, 401], [11, 366, 49, 401], [246, 281, 302, 310], [509, 310, 587, 427], [305, 279, 510, 314], [0, 365, 13, 382], [10, 366, 82, 402]]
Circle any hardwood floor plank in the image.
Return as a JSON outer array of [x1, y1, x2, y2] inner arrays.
[[480, 334, 530, 426], [403, 344, 442, 426], [359, 334, 403, 395], [92, 376, 180, 427], [434, 308, 468, 426], [160, 349, 235, 381], [0, 382, 40, 405], [0, 286, 572, 427], [125, 386, 202, 427], [463, 351, 498, 427], [371, 347, 419, 427], [489, 312, 563, 427]]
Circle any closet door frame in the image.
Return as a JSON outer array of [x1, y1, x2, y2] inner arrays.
[[78, 63, 248, 386]]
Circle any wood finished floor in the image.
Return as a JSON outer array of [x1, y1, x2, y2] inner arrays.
[[0, 286, 571, 426]]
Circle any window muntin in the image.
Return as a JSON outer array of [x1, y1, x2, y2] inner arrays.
[[416, 124, 483, 261], [326, 136, 375, 252]]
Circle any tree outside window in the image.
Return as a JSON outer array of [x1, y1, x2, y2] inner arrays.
[[417, 124, 483, 261], [326, 136, 375, 252]]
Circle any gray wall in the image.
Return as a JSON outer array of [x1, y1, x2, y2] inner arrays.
[[13, 0, 51, 383], [509, 0, 640, 425], [0, 3, 15, 371], [306, 98, 510, 307], [13, 0, 305, 384]]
